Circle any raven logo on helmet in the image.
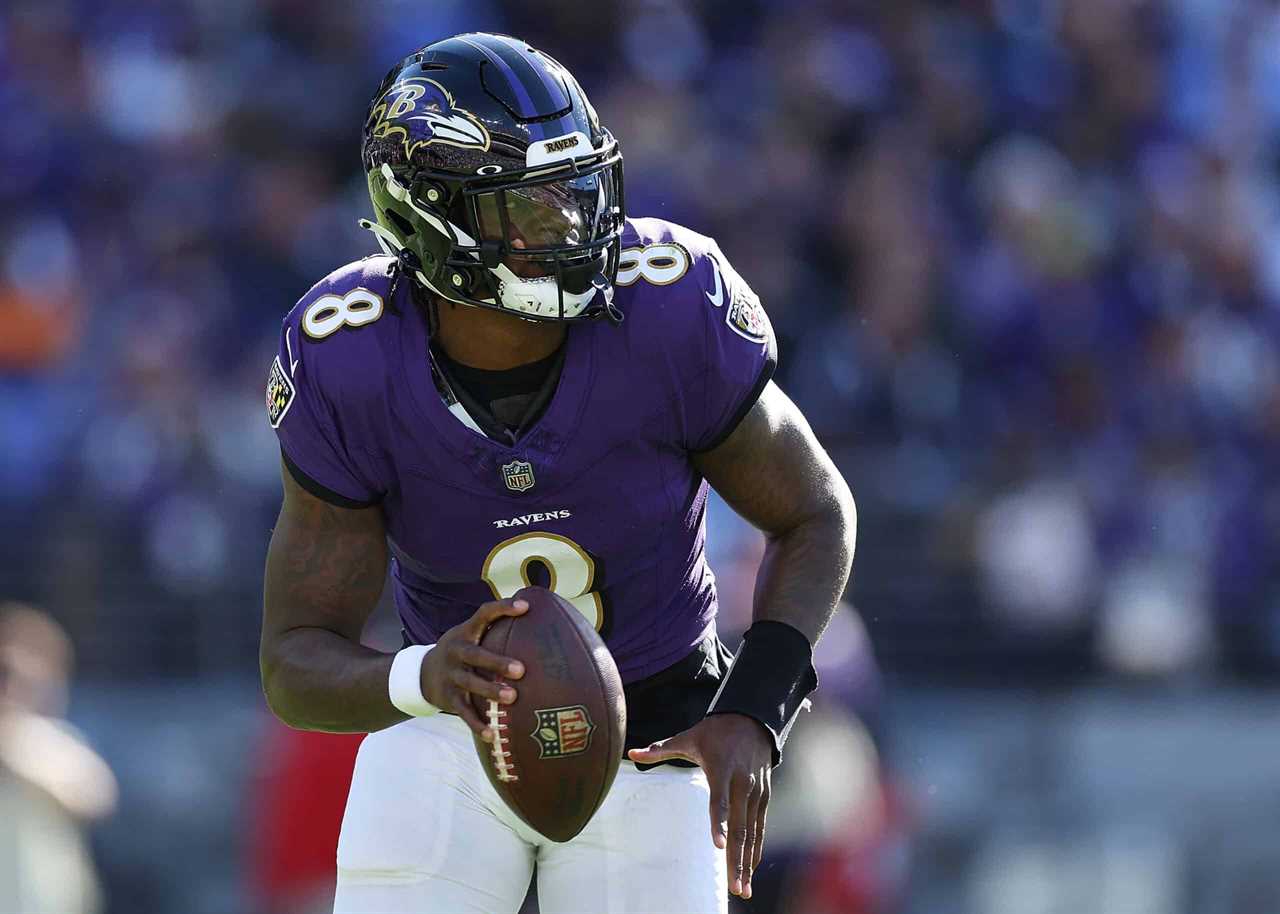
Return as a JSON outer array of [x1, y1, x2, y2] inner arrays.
[[368, 77, 491, 160]]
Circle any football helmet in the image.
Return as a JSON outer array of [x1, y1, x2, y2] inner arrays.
[[360, 33, 625, 322]]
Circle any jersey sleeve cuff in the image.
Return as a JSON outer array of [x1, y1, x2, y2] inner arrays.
[[281, 448, 380, 509], [696, 336, 778, 452]]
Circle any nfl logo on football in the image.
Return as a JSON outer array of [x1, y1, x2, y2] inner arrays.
[[502, 459, 535, 493], [532, 705, 595, 759]]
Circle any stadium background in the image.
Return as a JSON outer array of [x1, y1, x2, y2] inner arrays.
[[3, 0, 1280, 911]]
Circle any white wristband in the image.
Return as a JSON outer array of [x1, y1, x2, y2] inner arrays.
[[388, 644, 439, 717]]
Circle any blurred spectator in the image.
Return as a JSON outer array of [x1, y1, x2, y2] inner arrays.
[[974, 480, 1098, 633], [0, 603, 116, 914]]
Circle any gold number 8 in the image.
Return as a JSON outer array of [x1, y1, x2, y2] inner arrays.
[[615, 242, 691, 287], [481, 532, 604, 631]]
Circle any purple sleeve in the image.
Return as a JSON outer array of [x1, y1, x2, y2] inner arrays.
[[680, 239, 778, 451], [266, 312, 384, 508]]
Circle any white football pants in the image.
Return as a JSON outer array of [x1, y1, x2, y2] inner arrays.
[[333, 713, 727, 914]]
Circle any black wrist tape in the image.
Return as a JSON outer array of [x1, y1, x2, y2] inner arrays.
[[706, 620, 817, 765]]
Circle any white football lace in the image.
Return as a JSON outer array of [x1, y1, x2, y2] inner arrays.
[[487, 700, 517, 782]]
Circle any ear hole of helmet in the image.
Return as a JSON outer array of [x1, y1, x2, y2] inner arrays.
[[385, 208, 415, 237]]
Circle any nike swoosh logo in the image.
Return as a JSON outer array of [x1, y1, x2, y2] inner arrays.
[[705, 257, 724, 307], [285, 327, 299, 375]]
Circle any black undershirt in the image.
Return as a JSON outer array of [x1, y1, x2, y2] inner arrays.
[[434, 344, 564, 435]]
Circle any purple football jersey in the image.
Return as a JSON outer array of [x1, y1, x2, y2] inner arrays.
[[267, 218, 775, 683]]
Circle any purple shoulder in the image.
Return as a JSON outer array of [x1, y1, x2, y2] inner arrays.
[[284, 255, 399, 328], [610, 218, 775, 449], [623, 217, 717, 260], [279, 256, 406, 404], [268, 257, 403, 503], [615, 218, 719, 320], [616, 217, 771, 348]]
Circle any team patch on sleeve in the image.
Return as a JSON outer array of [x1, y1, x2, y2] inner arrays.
[[726, 281, 771, 344], [266, 355, 296, 428]]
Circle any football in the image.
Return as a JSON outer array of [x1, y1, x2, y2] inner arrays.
[[472, 585, 626, 842]]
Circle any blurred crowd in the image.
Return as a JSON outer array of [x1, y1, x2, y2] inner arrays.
[[4, 0, 1280, 680], [6, 0, 1280, 682]]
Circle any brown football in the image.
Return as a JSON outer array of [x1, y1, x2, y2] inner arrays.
[[472, 585, 626, 842]]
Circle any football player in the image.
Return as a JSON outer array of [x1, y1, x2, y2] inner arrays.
[[260, 32, 856, 914]]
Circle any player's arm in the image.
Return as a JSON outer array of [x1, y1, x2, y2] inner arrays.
[[630, 380, 855, 900], [693, 380, 856, 644], [260, 460, 526, 737]]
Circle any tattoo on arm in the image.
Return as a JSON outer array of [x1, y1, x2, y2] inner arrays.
[[267, 474, 387, 637], [260, 459, 404, 733], [693, 382, 857, 644]]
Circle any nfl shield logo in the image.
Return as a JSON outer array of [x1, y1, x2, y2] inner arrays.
[[502, 459, 535, 493], [531, 705, 595, 759]]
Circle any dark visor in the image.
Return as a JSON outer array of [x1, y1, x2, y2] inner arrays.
[[472, 170, 616, 254]]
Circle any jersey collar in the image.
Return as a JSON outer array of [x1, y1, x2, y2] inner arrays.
[[398, 287, 596, 480]]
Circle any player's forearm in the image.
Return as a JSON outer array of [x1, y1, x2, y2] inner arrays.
[[751, 489, 856, 644], [260, 627, 406, 733], [706, 490, 854, 761]]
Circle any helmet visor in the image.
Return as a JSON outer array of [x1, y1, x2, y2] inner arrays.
[[473, 170, 617, 253]]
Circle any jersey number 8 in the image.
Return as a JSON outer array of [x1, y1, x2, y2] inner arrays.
[[616, 242, 690, 287], [481, 532, 604, 632], [302, 288, 385, 339]]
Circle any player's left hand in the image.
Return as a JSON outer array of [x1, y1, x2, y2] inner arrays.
[[627, 714, 772, 900]]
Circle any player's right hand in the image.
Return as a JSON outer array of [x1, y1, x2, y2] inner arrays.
[[419, 598, 528, 743]]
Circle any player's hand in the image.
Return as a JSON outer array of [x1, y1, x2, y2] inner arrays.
[[420, 598, 528, 743], [627, 714, 773, 900]]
